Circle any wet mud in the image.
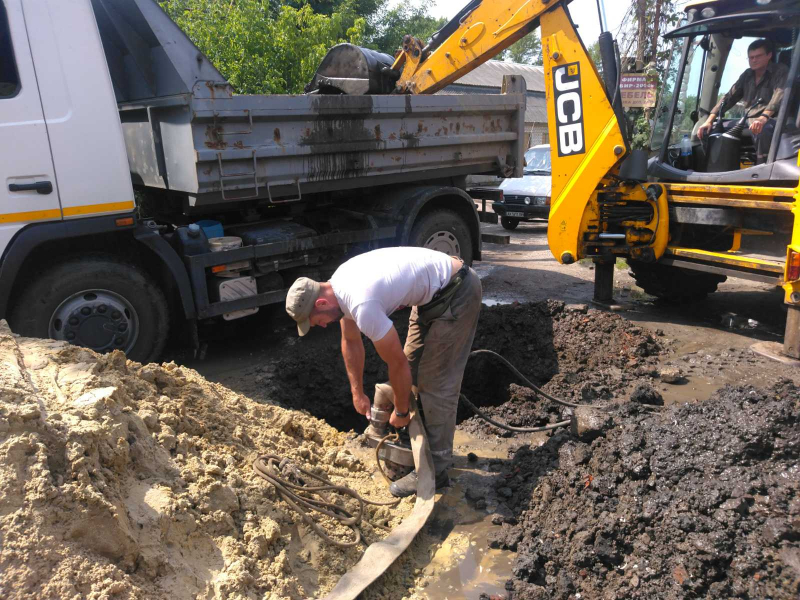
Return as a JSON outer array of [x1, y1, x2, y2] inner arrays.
[[459, 301, 665, 436]]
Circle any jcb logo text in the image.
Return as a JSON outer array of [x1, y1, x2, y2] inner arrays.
[[553, 62, 585, 157]]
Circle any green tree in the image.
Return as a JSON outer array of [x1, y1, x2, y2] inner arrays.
[[161, 0, 365, 94], [282, 0, 384, 18], [501, 33, 542, 65], [367, 1, 446, 56], [587, 40, 602, 76], [614, 0, 682, 150]]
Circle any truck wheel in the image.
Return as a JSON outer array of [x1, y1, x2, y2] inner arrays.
[[501, 217, 520, 231], [8, 256, 169, 364], [410, 209, 474, 265], [629, 259, 726, 303]]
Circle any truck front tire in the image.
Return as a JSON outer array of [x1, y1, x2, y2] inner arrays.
[[8, 256, 169, 364], [410, 209, 474, 265]]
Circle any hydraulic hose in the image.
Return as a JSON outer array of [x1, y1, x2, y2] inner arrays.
[[466, 349, 580, 408], [459, 393, 571, 433], [457, 349, 602, 434]]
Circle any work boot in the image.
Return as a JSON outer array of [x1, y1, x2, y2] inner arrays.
[[389, 469, 449, 498]]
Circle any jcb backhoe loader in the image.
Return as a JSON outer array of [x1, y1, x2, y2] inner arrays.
[[309, 0, 800, 361]]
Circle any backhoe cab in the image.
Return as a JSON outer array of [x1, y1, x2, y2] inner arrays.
[[628, 0, 800, 360], [651, 0, 800, 185]]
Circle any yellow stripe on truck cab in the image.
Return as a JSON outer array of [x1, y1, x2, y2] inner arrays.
[[62, 201, 135, 217], [0, 201, 134, 224]]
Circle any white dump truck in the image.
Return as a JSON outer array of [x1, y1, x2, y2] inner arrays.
[[0, 0, 526, 362]]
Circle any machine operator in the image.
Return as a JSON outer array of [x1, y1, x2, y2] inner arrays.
[[698, 38, 788, 164]]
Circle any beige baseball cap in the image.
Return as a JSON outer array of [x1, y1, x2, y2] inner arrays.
[[285, 277, 321, 336]]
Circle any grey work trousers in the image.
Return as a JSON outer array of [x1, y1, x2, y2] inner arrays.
[[403, 268, 482, 475]]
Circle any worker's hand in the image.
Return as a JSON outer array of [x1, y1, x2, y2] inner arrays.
[[352, 392, 371, 417], [750, 116, 768, 135], [389, 411, 411, 429], [697, 121, 713, 139]]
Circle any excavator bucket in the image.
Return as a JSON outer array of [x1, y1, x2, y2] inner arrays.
[[305, 44, 396, 95]]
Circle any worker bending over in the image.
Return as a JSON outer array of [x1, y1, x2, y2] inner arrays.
[[285, 247, 482, 497]]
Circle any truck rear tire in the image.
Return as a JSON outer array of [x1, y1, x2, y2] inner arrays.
[[409, 209, 474, 265], [629, 259, 726, 303], [8, 256, 169, 364], [501, 217, 520, 230]]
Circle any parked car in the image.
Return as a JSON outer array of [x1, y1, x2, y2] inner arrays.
[[493, 144, 551, 230]]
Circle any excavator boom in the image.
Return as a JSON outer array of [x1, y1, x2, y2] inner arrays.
[[307, 0, 664, 268], [394, 0, 567, 95]]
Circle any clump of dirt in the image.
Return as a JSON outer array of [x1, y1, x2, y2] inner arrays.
[[0, 322, 409, 600], [487, 380, 800, 600]]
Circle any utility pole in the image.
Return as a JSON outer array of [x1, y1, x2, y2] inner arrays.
[[650, 0, 663, 68], [635, 0, 647, 71]]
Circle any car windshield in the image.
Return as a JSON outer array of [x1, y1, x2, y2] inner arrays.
[[524, 147, 551, 174]]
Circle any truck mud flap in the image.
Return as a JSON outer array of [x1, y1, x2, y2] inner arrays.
[[321, 398, 435, 600]]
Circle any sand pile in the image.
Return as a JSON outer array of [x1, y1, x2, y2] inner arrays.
[[0, 322, 408, 599]]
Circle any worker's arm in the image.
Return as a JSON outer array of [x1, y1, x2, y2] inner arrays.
[[752, 65, 789, 134], [373, 326, 412, 428], [341, 317, 370, 417]]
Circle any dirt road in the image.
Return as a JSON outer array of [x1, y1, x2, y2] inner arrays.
[[175, 220, 799, 598]]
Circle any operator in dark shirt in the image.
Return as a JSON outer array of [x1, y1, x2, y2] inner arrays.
[[698, 39, 788, 163]]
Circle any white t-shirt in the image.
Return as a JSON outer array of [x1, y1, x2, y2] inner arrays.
[[330, 247, 454, 342]]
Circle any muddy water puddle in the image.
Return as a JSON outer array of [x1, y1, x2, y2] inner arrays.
[[417, 490, 511, 599], [346, 428, 537, 598]]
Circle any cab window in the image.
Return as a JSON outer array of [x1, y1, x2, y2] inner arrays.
[[0, 2, 20, 98]]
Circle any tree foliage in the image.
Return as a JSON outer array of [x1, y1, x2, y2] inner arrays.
[[160, 0, 366, 94], [501, 33, 542, 66], [281, 0, 383, 18], [367, 1, 446, 56]]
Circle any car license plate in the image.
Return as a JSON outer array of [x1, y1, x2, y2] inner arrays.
[[506, 211, 525, 217]]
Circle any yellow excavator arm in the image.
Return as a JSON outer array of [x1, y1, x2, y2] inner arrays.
[[393, 0, 651, 265], [308, 0, 666, 266], [393, 0, 557, 95]]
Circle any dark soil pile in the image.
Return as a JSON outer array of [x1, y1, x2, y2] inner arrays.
[[486, 380, 800, 600], [458, 301, 664, 435]]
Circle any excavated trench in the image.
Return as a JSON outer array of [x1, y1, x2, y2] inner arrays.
[[251, 301, 666, 433], [3, 299, 796, 599]]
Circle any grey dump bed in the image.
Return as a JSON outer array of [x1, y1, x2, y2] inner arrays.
[[93, 0, 527, 208]]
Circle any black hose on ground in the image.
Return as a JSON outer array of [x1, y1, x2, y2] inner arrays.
[[458, 349, 597, 434], [467, 349, 581, 408], [459, 393, 571, 433]]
